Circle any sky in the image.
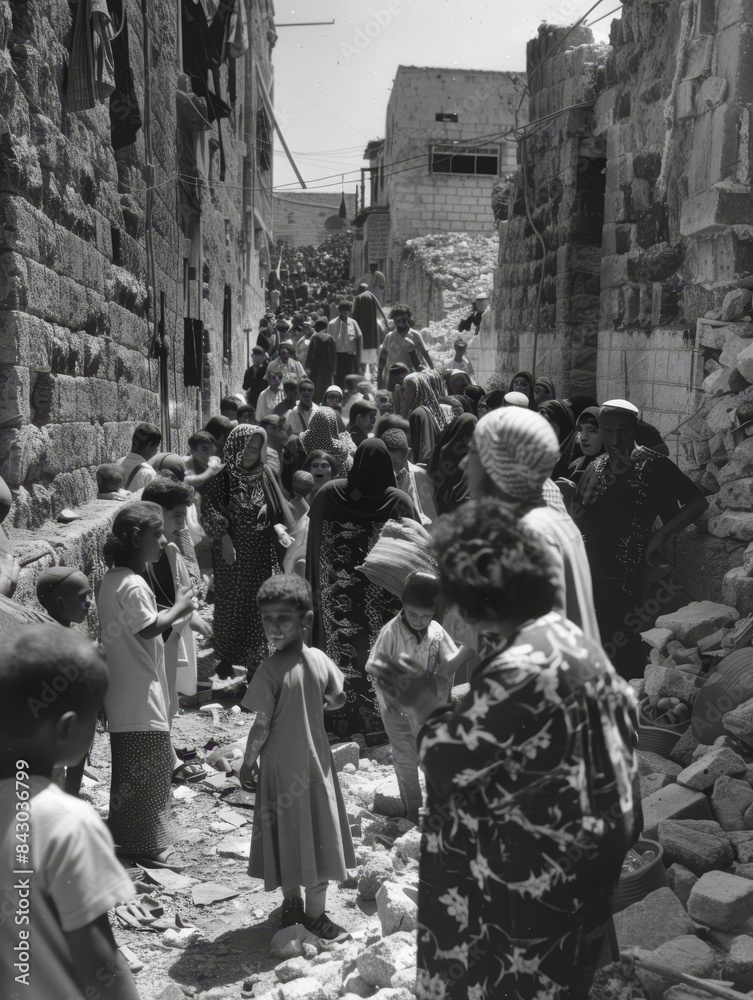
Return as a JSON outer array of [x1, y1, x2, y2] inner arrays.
[[270, 0, 617, 193]]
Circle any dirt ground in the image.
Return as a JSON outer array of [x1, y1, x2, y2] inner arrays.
[[81, 638, 400, 1000]]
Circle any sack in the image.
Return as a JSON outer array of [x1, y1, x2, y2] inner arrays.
[[356, 517, 437, 597]]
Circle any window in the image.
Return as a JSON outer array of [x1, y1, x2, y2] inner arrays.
[[431, 145, 500, 176], [436, 112, 458, 122], [222, 285, 232, 359], [256, 107, 272, 172]]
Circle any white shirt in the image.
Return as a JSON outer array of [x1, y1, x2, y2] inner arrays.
[[367, 613, 459, 702], [0, 778, 134, 1000], [117, 452, 157, 492], [327, 316, 362, 355], [255, 386, 285, 420], [284, 403, 319, 436], [97, 568, 171, 731]]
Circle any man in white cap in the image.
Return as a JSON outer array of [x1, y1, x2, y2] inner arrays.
[[462, 407, 600, 643], [572, 399, 707, 677]]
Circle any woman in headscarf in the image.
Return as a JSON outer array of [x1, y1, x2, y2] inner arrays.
[[280, 406, 356, 493], [305, 320, 337, 402], [200, 425, 294, 679], [403, 370, 453, 466], [538, 399, 577, 482], [368, 499, 638, 1000], [306, 439, 419, 741], [509, 370, 534, 406], [462, 384, 484, 416], [426, 412, 477, 515], [533, 375, 557, 407], [301, 450, 337, 496], [567, 406, 604, 484]]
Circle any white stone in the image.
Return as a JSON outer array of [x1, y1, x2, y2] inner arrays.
[[357, 932, 417, 989], [376, 881, 418, 936]]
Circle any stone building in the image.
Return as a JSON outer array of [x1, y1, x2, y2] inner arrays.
[[354, 66, 523, 295], [272, 191, 356, 248], [495, 3, 753, 605], [0, 0, 277, 530]]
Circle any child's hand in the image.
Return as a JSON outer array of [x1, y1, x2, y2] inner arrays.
[[367, 653, 443, 721], [175, 584, 199, 614], [221, 533, 236, 565]]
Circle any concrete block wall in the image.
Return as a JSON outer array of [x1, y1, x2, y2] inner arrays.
[[273, 193, 357, 248], [0, 0, 274, 530]]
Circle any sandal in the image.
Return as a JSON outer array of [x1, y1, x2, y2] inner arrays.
[[172, 761, 206, 785]]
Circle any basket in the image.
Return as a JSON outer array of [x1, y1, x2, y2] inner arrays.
[[636, 697, 687, 757], [612, 838, 668, 913]]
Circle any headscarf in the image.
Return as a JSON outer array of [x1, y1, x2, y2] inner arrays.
[[509, 370, 533, 397], [473, 408, 560, 505], [578, 406, 601, 429], [339, 439, 403, 514], [463, 384, 484, 415], [442, 394, 472, 414], [221, 424, 293, 527], [299, 407, 355, 476], [537, 399, 576, 445], [558, 405, 604, 481], [404, 370, 452, 433], [533, 376, 557, 402], [481, 388, 507, 411], [427, 413, 478, 514], [566, 394, 599, 419]]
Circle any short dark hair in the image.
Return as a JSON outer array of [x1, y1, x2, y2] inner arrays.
[[96, 463, 125, 491], [220, 396, 239, 413], [205, 416, 234, 439], [104, 502, 164, 567], [338, 301, 352, 311], [431, 499, 558, 622], [0, 626, 109, 737], [237, 403, 255, 418], [389, 304, 412, 319], [141, 478, 194, 511], [188, 430, 216, 449], [349, 401, 378, 424], [401, 570, 440, 609], [257, 575, 313, 614], [131, 422, 161, 450], [302, 450, 337, 473]]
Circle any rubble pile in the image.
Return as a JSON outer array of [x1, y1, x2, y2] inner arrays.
[[399, 232, 497, 373], [599, 598, 753, 997], [678, 289, 753, 615]]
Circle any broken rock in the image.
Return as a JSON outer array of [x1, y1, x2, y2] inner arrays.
[[723, 697, 753, 747], [655, 602, 739, 644], [376, 882, 418, 936], [687, 870, 753, 930], [728, 831, 753, 863], [637, 751, 682, 779], [641, 627, 673, 652], [710, 775, 753, 831], [670, 728, 701, 768], [358, 855, 396, 900], [676, 746, 747, 790], [270, 925, 322, 960], [723, 934, 753, 991], [657, 819, 734, 873], [356, 932, 417, 989], [612, 887, 694, 950], [632, 936, 716, 1000], [641, 784, 712, 839], [666, 863, 699, 909]]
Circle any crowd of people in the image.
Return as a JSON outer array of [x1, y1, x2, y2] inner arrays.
[[0, 288, 712, 998]]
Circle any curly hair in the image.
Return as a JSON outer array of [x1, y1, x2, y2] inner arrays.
[[430, 498, 558, 622], [141, 477, 194, 510], [104, 501, 164, 567], [256, 574, 313, 614]]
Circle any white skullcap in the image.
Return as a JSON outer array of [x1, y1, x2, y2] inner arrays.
[[503, 391, 530, 408], [601, 399, 639, 413], [474, 408, 560, 503]]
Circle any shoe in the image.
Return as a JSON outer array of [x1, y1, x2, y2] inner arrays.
[[281, 896, 304, 928], [303, 911, 349, 941]]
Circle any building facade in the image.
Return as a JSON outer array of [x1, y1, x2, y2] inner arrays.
[[0, 0, 276, 528], [355, 66, 524, 295], [272, 192, 356, 248]]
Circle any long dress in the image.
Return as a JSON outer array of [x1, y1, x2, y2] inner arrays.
[[243, 646, 356, 889], [200, 425, 293, 673], [305, 334, 337, 403], [306, 440, 419, 740], [416, 613, 638, 1000]]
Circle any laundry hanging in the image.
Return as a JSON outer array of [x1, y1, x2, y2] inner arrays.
[[66, 0, 116, 112], [106, 0, 142, 148]]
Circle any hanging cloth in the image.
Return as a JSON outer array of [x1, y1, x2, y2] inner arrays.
[[66, 0, 116, 112], [107, 0, 142, 148], [184, 318, 203, 387]]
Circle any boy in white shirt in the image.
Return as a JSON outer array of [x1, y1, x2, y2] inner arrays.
[[366, 571, 474, 822], [0, 626, 141, 1000]]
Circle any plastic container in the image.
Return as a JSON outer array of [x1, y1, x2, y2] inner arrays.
[[612, 838, 668, 913], [636, 697, 687, 757]]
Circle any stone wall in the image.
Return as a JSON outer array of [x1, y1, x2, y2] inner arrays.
[[0, 0, 274, 530], [273, 192, 356, 248]]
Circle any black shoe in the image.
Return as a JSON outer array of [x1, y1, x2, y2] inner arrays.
[[281, 896, 304, 928], [215, 659, 235, 680], [303, 911, 349, 941]]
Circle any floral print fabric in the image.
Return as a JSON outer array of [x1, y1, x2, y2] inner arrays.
[[415, 612, 638, 999]]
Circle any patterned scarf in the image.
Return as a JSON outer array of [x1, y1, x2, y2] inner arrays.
[[299, 407, 355, 476], [404, 370, 452, 433]]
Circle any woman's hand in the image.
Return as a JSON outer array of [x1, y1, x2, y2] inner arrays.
[[191, 613, 213, 639], [367, 653, 446, 724], [221, 533, 236, 565]]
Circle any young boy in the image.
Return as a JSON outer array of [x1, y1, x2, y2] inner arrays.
[[238, 577, 355, 941], [0, 626, 141, 999], [366, 571, 474, 823]]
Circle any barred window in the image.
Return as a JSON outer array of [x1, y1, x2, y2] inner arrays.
[[431, 145, 499, 176]]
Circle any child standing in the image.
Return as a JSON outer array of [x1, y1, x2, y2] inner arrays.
[[239, 576, 355, 940], [98, 501, 197, 870], [366, 571, 476, 823], [0, 626, 141, 999]]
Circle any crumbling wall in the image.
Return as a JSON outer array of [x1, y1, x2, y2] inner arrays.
[[494, 24, 607, 396], [0, 0, 270, 530]]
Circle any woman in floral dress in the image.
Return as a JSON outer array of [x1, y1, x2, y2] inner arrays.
[[369, 499, 638, 1000], [200, 425, 293, 679]]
